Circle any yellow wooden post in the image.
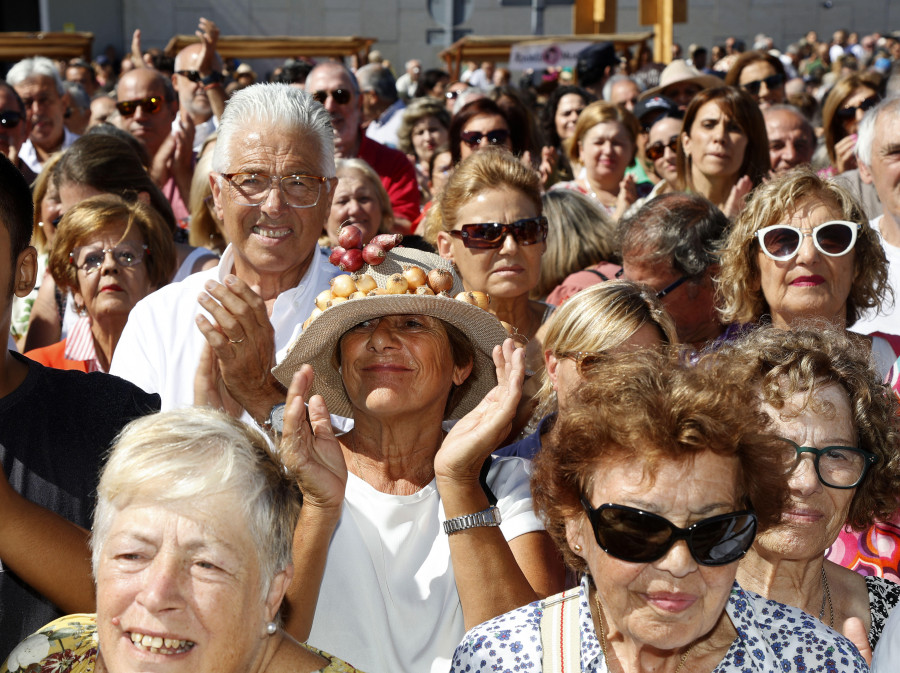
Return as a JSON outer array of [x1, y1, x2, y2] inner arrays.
[[573, 0, 616, 34]]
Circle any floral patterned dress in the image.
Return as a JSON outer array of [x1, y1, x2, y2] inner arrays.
[[1, 614, 365, 673]]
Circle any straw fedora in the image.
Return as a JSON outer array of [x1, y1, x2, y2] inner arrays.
[[639, 60, 722, 101], [273, 247, 510, 420]]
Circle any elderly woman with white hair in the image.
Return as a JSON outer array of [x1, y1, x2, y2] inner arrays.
[[0, 407, 363, 673]]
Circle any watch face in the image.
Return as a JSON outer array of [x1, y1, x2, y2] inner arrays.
[[269, 403, 286, 432]]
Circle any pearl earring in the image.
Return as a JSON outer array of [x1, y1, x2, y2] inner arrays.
[[266, 621, 277, 635], [573, 544, 582, 552]]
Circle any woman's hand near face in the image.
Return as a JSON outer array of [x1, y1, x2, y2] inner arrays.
[[435, 338, 525, 483], [723, 175, 754, 219], [834, 134, 859, 174], [613, 173, 638, 221]]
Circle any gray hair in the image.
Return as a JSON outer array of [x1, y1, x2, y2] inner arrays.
[[856, 95, 900, 166], [307, 62, 360, 94], [91, 407, 301, 599], [763, 104, 816, 145], [212, 83, 335, 177], [602, 74, 639, 102], [6, 56, 65, 95], [357, 63, 398, 103], [62, 81, 90, 111]]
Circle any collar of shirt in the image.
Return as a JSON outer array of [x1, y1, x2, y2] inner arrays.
[[64, 314, 103, 372], [374, 99, 406, 128]]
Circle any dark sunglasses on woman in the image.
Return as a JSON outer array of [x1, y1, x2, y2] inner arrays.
[[449, 216, 548, 249], [0, 111, 22, 129], [741, 73, 785, 95], [756, 220, 859, 261], [460, 129, 510, 148], [836, 96, 879, 120], [580, 499, 758, 566], [645, 137, 679, 161]]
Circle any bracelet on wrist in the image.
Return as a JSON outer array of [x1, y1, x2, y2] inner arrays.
[[443, 505, 501, 535]]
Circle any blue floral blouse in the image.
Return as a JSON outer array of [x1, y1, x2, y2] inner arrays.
[[451, 576, 868, 672]]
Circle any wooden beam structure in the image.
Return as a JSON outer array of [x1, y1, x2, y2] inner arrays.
[[438, 32, 653, 80], [164, 35, 376, 64], [0, 32, 93, 62]]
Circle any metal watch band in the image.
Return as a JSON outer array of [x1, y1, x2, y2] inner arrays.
[[442, 505, 502, 535]]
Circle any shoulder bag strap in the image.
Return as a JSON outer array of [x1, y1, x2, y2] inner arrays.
[[540, 589, 582, 672]]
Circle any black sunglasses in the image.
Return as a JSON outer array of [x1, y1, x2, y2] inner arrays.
[[0, 110, 23, 129], [312, 89, 353, 105], [460, 129, 510, 148], [445, 90, 461, 100], [581, 500, 758, 566], [449, 216, 548, 249], [115, 97, 164, 117], [645, 136, 678, 161], [615, 268, 687, 299], [836, 96, 879, 120], [176, 70, 202, 83], [741, 73, 785, 96]]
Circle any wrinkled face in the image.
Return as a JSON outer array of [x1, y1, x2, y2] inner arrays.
[[682, 101, 748, 184], [554, 93, 586, 142], [459, 114, 511, 161], [436, 186, 543, 300], [115, 71, 176, 156], [755, 200, 856, 329], [306, 66, 362, 159], [339, 314, 471, 419], [411, 115, 448, 164], [865, 111, 900, 224], [72, 222, 154, 321], [173, 45, 217, 123], [326, 170, 382, 246], [610, 80, 641, 112], [838, 86, 878, 138], [0, 87, 28, 159], [765, 109, 815, 173], [738, 61, 785, 109], [756, 385, 857, 560], [209, 126, 335, 285], [568, 452, 742, 653], [579, 121, 634, 187], [14, 75, 66, 151], [647, 116, 681, 185], [96, 496, 284, 673]]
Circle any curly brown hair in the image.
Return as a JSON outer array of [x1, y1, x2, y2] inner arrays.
[[717, 167, 890, 327], [532, 347, 789, 573], [719, 326, 900, 530]]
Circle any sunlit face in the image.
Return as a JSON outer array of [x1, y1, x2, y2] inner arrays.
[[755, 200, 856, 329], [864, 110, 900, 224], [682, 101, 748, 184], [72, 222, 154, 321], [459, 114, 511, 161], [647, 117, 681, 186], [610, 79, 641, 112], [567, 452, 742, 652], [555, 93, 586, 141], [339, 314, 471, 419], [838, 86, 878, 137], [738, 61, 785, 109], [96, 496, 285, 673], [115, 70, 176, 156], [326, 170, 382, 246], [306, 65, 362, 159], [765, 109, 815, 174], [173, 45, 217, 123], [755, 385, 857, 560], [39, 180, 62, 246], [411, 115, 448, 164], [436, 187, 543, 301], [579, 121, 634, 187], [662, 82, 703, 110], [14, 75, 66, 151]]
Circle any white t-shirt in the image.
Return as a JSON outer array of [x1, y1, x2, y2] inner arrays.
[[110, 245, 337, 413], [851, 216, 900, 336], [307, 456, 544, 673], [873, 601, 900, 671]]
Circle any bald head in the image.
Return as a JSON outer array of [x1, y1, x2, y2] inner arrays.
[[172, 43, 222, 124], [115, 68, 176, 156], [764, 105, 815, 174]]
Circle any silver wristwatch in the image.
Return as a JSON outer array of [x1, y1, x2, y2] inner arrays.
[[443, 506, 502, 535]]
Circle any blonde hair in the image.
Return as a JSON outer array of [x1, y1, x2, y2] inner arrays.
[[822, 72, 882, 167], [92, 407, 301, 597], [566, 100, 640, 166], [423, 148, 541, 245], [717, 167, 890, 326], [534, 280, 677, 417], [31, 153, 64, 254], [188, 150, 226, 253]]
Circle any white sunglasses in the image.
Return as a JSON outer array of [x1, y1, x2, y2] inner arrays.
[[756, 220, 860, 261]]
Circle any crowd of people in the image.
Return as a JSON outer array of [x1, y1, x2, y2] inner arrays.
[[2, 15, 900, 673]]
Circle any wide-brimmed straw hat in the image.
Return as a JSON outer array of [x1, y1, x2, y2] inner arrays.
[[273, 247, 510, 420], [639, 59, 722, 101]]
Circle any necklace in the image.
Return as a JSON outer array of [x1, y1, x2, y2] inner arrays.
[[818, 566, 834, 628], [594, 589, 695, 673]]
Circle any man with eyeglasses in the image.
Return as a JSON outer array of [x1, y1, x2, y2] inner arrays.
[[617, 193, 729, 348], [6, 56, 78, 174], [306, 62, 420, 227], [171, 17, 225, 154], [0, 81, 35, 184], [852, 97, 900, 337], [110, 84, 341, 419]]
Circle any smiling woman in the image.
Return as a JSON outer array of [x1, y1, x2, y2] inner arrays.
[[323, 158, 393, 247]]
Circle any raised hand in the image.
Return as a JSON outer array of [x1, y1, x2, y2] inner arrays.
[[434, 338, 525, 481], [723, 175, 753, 219], [280, 367, 347, 512], [193, 341, 244, 418], [195, 17, 220, 76]]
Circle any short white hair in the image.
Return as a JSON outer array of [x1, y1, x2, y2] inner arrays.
[[212, 83, 335, 178], [7, 56, 65, 95], [91, 407, 301, 598], [856, 96, 900, 166]]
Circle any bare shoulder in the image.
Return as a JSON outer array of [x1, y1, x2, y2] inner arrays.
[[268, 633, 363, 673]]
